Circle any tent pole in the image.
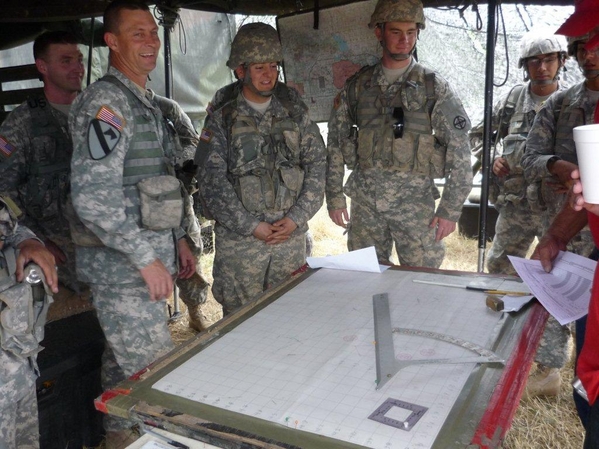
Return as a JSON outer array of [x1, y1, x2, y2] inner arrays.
[[477, 0, 497, 273], [86, 17, 95, 87]]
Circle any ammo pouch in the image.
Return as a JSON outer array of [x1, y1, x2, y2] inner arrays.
[[526, 181, 546, 212], [501, 176, 526, 205], [0, 272, 49, 359], [276, 166, 304, 211], [137, 175, 184, 230]]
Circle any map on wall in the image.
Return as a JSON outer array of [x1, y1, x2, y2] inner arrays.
[[277, 0, 380, 123]]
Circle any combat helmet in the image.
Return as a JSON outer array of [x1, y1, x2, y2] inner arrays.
[[518, 33, 567, 68], [368, 0, 426, 30], [567, 33, 591, 56], [226, 22, 283, 70], [567, 33, 599, 79]]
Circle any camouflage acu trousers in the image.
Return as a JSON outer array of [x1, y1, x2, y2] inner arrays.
[[536, 316, 571, 368], [0, 388, 39, 449], [487, 201, 543, 275], [212, 224, 305, 316], [92, 282, 174, 431], [348, 192, 444, 268]]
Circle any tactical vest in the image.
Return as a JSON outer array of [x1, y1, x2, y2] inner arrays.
[[22, 95, 71, 221], [69, 76, 177, 246], [347, 64, 444, 177], [493, 85, 534, 206], [222, 97, 304, 214]]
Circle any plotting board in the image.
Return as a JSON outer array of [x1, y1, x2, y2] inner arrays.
[[153, 269, 506, 449]]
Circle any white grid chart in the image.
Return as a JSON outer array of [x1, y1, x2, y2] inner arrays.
[[153, 269, 505, 449]]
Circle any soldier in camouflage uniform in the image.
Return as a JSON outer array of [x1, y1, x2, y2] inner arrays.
[[0, 196, 58, 449], [196, 23, 326, 315], [68, 1, 196, 445], [0, 31, 86, 297], [326, 0, 472, 267], [152, 94, 212, 331], [521, 32, 599, 399], [486, 32, 567, 275]]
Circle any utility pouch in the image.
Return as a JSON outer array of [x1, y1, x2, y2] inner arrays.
[[0, 283, 41, 357], [137, 175, 184, 230]]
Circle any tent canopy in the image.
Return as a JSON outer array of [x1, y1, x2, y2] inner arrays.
[[1, 0, 573, 22]]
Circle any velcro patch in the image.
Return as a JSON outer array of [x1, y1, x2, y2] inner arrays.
[[0, 136, 15, 159], [200, 128, 213, 143], [96, 106, 125, 131], [206, 102, 215, 116], [87, 119, 121, 160]]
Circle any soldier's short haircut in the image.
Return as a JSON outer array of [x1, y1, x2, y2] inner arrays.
[[33, 30, 78, 61], [104, 0, 151, 35]]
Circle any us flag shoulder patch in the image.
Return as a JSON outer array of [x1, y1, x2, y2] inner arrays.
[[200, 128, 212, 143], [0, 136, 15, 159], [96, 106, 125, 131]]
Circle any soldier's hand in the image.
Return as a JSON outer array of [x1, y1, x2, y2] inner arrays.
[[44, 239, 67, 264], [492, 157, 510, 178], [177, 238, 196, 279], [140, 259, 173, 302], [16, 239, 59, 294], [430, 216, 456, 241], [253, 222, 277, 242], [531, 234, 567, 273], [329, 208, 350, 228], [571, 169, 599, 216], [549, 160, 578, 189], [267, 217, 297, 245]]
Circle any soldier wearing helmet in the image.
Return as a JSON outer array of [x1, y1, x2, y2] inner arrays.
[[483, 31, 569, 400], [326, 0, 472, 268], [521, 18, 599, 420], [195, 22, 326, 315], [521, 27, 599, 248], [526, 0, 599, 437]]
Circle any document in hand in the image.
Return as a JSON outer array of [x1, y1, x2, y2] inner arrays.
[[508, 251, 597, 325]]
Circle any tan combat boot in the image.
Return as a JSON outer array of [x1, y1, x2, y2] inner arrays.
[[523, 364, 561, 399], [188, 304, 212, 332], [104, 428, 139, 449]]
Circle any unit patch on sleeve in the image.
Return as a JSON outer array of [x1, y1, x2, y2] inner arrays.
[[0, 136, 15, 160], [200, 128, 213, 143]]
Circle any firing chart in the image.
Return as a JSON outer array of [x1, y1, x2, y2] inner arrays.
[[153, 269, 506, 449]]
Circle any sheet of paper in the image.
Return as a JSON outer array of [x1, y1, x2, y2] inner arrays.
[[509, 252, 596, 325], [307, 246, 390, 273], [502, 295, 534, 313]]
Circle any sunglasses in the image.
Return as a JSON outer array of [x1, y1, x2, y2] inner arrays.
[[392, 107, 404, 139]]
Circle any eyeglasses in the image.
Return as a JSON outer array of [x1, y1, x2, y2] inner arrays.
[[527, 55, 558, 68], [392, 107, 404, 139]]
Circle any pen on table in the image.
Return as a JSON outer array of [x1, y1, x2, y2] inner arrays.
[[484, 290, 530, 297], [142, 426, 190, 449]]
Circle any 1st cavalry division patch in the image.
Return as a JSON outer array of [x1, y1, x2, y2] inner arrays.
[[88, 106, 125, 160]]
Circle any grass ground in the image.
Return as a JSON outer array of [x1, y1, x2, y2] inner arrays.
[[168, 203, 586, 448]]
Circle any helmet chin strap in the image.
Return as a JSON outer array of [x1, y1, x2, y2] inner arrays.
[[380, 40, 412, 61], [530, 78, 557, 86], [243, 72, 277, 97]]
